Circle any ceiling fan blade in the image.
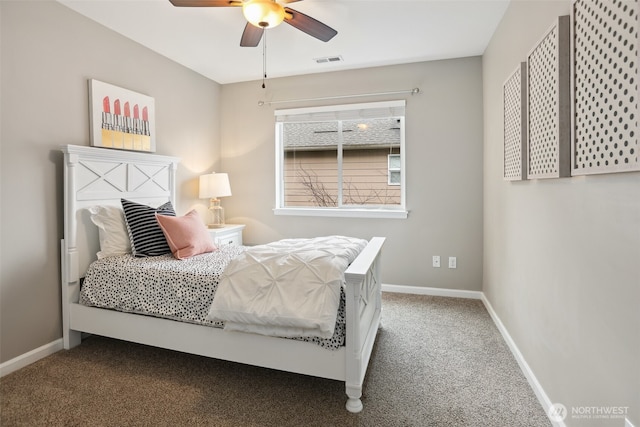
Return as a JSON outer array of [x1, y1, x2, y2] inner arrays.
[[240, 22, 264, 47], [168, 0, 241, 7], [283, 7, 337, 42], [281, 0, 304, 3]]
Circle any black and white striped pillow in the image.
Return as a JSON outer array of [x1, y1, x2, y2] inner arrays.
[[121, 199, 176, 257]]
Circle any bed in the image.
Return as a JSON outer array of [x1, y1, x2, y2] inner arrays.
[[60, 144, 385, 413]]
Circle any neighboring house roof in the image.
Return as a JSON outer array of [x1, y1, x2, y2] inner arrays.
[[283, 118, 401, 150]]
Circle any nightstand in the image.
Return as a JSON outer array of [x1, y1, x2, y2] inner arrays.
[[208, 224, 245, 247]]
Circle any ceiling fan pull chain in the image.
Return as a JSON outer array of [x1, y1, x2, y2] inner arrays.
[[262, 30, 267, 89]]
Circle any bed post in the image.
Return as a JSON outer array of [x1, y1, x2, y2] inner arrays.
[[343, 237, 385, 413], [169, 159, 178, 207], [61, 149, 82, 349], [344, 274, 363, 413]]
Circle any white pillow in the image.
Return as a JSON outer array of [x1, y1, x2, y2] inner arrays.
[[88, 205, 131, 258]]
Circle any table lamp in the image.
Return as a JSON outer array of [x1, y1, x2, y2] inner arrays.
[[199, 172, 232, 228]]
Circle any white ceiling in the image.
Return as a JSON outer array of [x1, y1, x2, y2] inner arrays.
[[57, 0, 509, 85]]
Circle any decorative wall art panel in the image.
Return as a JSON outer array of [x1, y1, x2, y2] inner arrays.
[[504, 62, 528, 181], [572, 0, 639, 175], [89, 79, 156, 152], [527, 15, 572, 179]]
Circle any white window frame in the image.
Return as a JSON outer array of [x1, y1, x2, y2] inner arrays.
[[274, 100, 408, 219]]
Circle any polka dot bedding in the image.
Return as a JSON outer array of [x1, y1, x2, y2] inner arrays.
[[80, 245, 346, 350]]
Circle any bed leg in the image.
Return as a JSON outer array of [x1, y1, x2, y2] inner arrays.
[[64, 330, 82, 350], [345, 384, 363, 413]]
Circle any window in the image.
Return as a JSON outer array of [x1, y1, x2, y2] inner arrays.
[[274, 100, 407, 219], [388, 154, 401, 185]]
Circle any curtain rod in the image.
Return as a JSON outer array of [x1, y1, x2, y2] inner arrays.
[[258, 88, 420, 106]]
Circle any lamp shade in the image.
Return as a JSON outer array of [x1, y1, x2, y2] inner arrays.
[[199, 173, 232, 199]]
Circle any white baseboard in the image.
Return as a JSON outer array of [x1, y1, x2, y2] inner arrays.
[[383, 284, 557, 426], [382, 283, 483, 300], [0, 338, 63, 378], [480, 295, 562, 426]]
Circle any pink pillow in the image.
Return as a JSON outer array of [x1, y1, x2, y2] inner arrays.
[[155, 210, 217, 259]]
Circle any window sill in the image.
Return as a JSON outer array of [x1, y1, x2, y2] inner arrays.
[[273, 207, 408, 219]]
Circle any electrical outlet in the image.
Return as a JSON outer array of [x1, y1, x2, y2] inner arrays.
[[432, 256, 440, 268], [448, 257, 457, 269]]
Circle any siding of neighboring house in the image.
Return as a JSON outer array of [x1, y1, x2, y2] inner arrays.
[[284, 148, 401, 206]]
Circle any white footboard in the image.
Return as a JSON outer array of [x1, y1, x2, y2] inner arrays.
[[343, 236, 385, 413]]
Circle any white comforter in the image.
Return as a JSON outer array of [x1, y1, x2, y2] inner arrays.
[[207, 236, 367, 339]]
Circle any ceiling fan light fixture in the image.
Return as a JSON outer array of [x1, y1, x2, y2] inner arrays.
[[243, 0, 285, 28]]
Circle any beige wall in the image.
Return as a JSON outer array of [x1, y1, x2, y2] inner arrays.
[[0, 1, 221, 363], [220, 58, 484, 291], [483, 1, 640, 425]]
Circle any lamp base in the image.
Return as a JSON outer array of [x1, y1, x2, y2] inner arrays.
[[208, 198, 225, 228]]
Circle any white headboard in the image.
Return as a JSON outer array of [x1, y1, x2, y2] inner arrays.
[[60, 145, 180, 286]]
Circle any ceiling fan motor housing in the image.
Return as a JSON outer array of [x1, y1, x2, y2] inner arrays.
[[169, 0, 337, 46], [243, 0, 285, 28]]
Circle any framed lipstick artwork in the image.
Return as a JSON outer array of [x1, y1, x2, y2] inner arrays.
[[88, 79, 156, 152]]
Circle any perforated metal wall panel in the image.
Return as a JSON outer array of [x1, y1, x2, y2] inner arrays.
[[527, 15, 572, 179], [504, 63, 528, 181], [573, 0, 639, 175]]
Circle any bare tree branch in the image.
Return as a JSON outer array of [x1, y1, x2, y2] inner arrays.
[[296, 165, 336, 207]]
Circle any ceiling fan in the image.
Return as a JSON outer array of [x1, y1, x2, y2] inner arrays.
[[168, 0, 338, 47]]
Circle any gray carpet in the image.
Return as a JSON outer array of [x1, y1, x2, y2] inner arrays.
[[0, 293, 550, 426]]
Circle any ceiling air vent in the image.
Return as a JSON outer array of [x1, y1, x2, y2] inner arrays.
[[314, 55, 343, 64]]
